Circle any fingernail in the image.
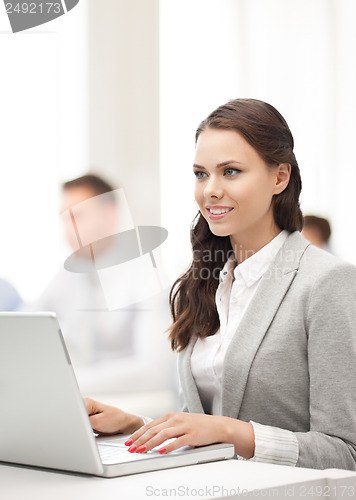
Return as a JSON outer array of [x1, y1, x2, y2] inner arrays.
[[128, 445, 137, 453], [125, 439, 133, 446], [136, 445, 146, 453], [158, 447, 166, 454]]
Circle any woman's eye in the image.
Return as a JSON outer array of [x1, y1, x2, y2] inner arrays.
[[224, 168, 240, 176], [194, 171, 207, 179]]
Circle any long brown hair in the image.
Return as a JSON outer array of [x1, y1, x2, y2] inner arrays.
[[168, 98, 303, 352]]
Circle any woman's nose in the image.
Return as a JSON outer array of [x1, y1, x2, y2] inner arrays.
[[204, 175, 223, 199]]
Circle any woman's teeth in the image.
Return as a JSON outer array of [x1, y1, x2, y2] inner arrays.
[[209, 208, 232, 215]]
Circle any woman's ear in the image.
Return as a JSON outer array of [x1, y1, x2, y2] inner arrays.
[[274, 163, 291, 195]]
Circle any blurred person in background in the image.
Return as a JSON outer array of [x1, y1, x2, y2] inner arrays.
[[302, 215, 332, 251], [23, 174, 176, 402], [0, 278, 22, 310]]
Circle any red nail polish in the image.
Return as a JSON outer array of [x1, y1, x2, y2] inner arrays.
[[128, 445, 137, 453], [158, 447, 166, 454], [125, 439, 133, 446], [136, 445, 146, 453]]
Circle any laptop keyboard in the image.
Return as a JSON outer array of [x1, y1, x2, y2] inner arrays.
[[98, 443, 160, 464], [98, 438, 190, 465]]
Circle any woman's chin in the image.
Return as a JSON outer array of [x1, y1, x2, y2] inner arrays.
[[208, 224, 231, 238]]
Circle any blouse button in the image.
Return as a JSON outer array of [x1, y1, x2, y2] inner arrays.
[[231, 296, 238, 303]]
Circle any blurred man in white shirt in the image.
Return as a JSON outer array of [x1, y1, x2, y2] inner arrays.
[[24, 174, 177, 407]]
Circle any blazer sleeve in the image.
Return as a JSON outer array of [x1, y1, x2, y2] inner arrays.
[[294, 261, 356, 469]]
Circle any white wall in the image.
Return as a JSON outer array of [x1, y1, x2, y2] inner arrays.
[[0, 33, 60, 301], [0, 3, 88, 301], [86, 0, 160, 228]]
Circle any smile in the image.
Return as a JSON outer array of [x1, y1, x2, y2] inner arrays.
[[206, 206, 233, 220]]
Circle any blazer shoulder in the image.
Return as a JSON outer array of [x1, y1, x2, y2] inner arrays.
[[296, 244, 356, 300], [301, 243, 356, 274], [280, 232, 356, 289]]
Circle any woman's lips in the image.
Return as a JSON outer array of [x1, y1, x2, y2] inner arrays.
[[206, 206, 234, 220]]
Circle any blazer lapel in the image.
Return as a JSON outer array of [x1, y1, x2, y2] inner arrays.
[[221, 231, 310, 418]]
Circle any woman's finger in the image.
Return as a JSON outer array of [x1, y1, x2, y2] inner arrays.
[[127, 412, 177, 444], [130, 425, 185, 453], [155, 435, 191, 454]]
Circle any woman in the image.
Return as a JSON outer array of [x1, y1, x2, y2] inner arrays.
[[86, 99, 356, 470]]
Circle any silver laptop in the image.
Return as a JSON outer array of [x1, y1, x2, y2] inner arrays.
[[0, 312, 235, 477]]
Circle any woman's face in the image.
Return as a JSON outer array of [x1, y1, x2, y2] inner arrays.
[[194, 127, 288, 253]]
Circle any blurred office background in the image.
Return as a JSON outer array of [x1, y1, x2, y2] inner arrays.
[[1, 0, 355, 301], [0, 0, 355, 410]]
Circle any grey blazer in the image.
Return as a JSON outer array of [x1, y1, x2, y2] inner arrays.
[[178, 231, 356, 470]]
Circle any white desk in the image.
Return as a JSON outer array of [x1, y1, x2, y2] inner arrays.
[[1, 460, 355, 500]]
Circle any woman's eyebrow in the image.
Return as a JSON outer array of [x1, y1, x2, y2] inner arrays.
[[193, 160, 243, 170]]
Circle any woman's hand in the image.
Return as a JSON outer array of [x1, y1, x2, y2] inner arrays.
[[124, 411, 255, 458], [84, 398, 144, 436]]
